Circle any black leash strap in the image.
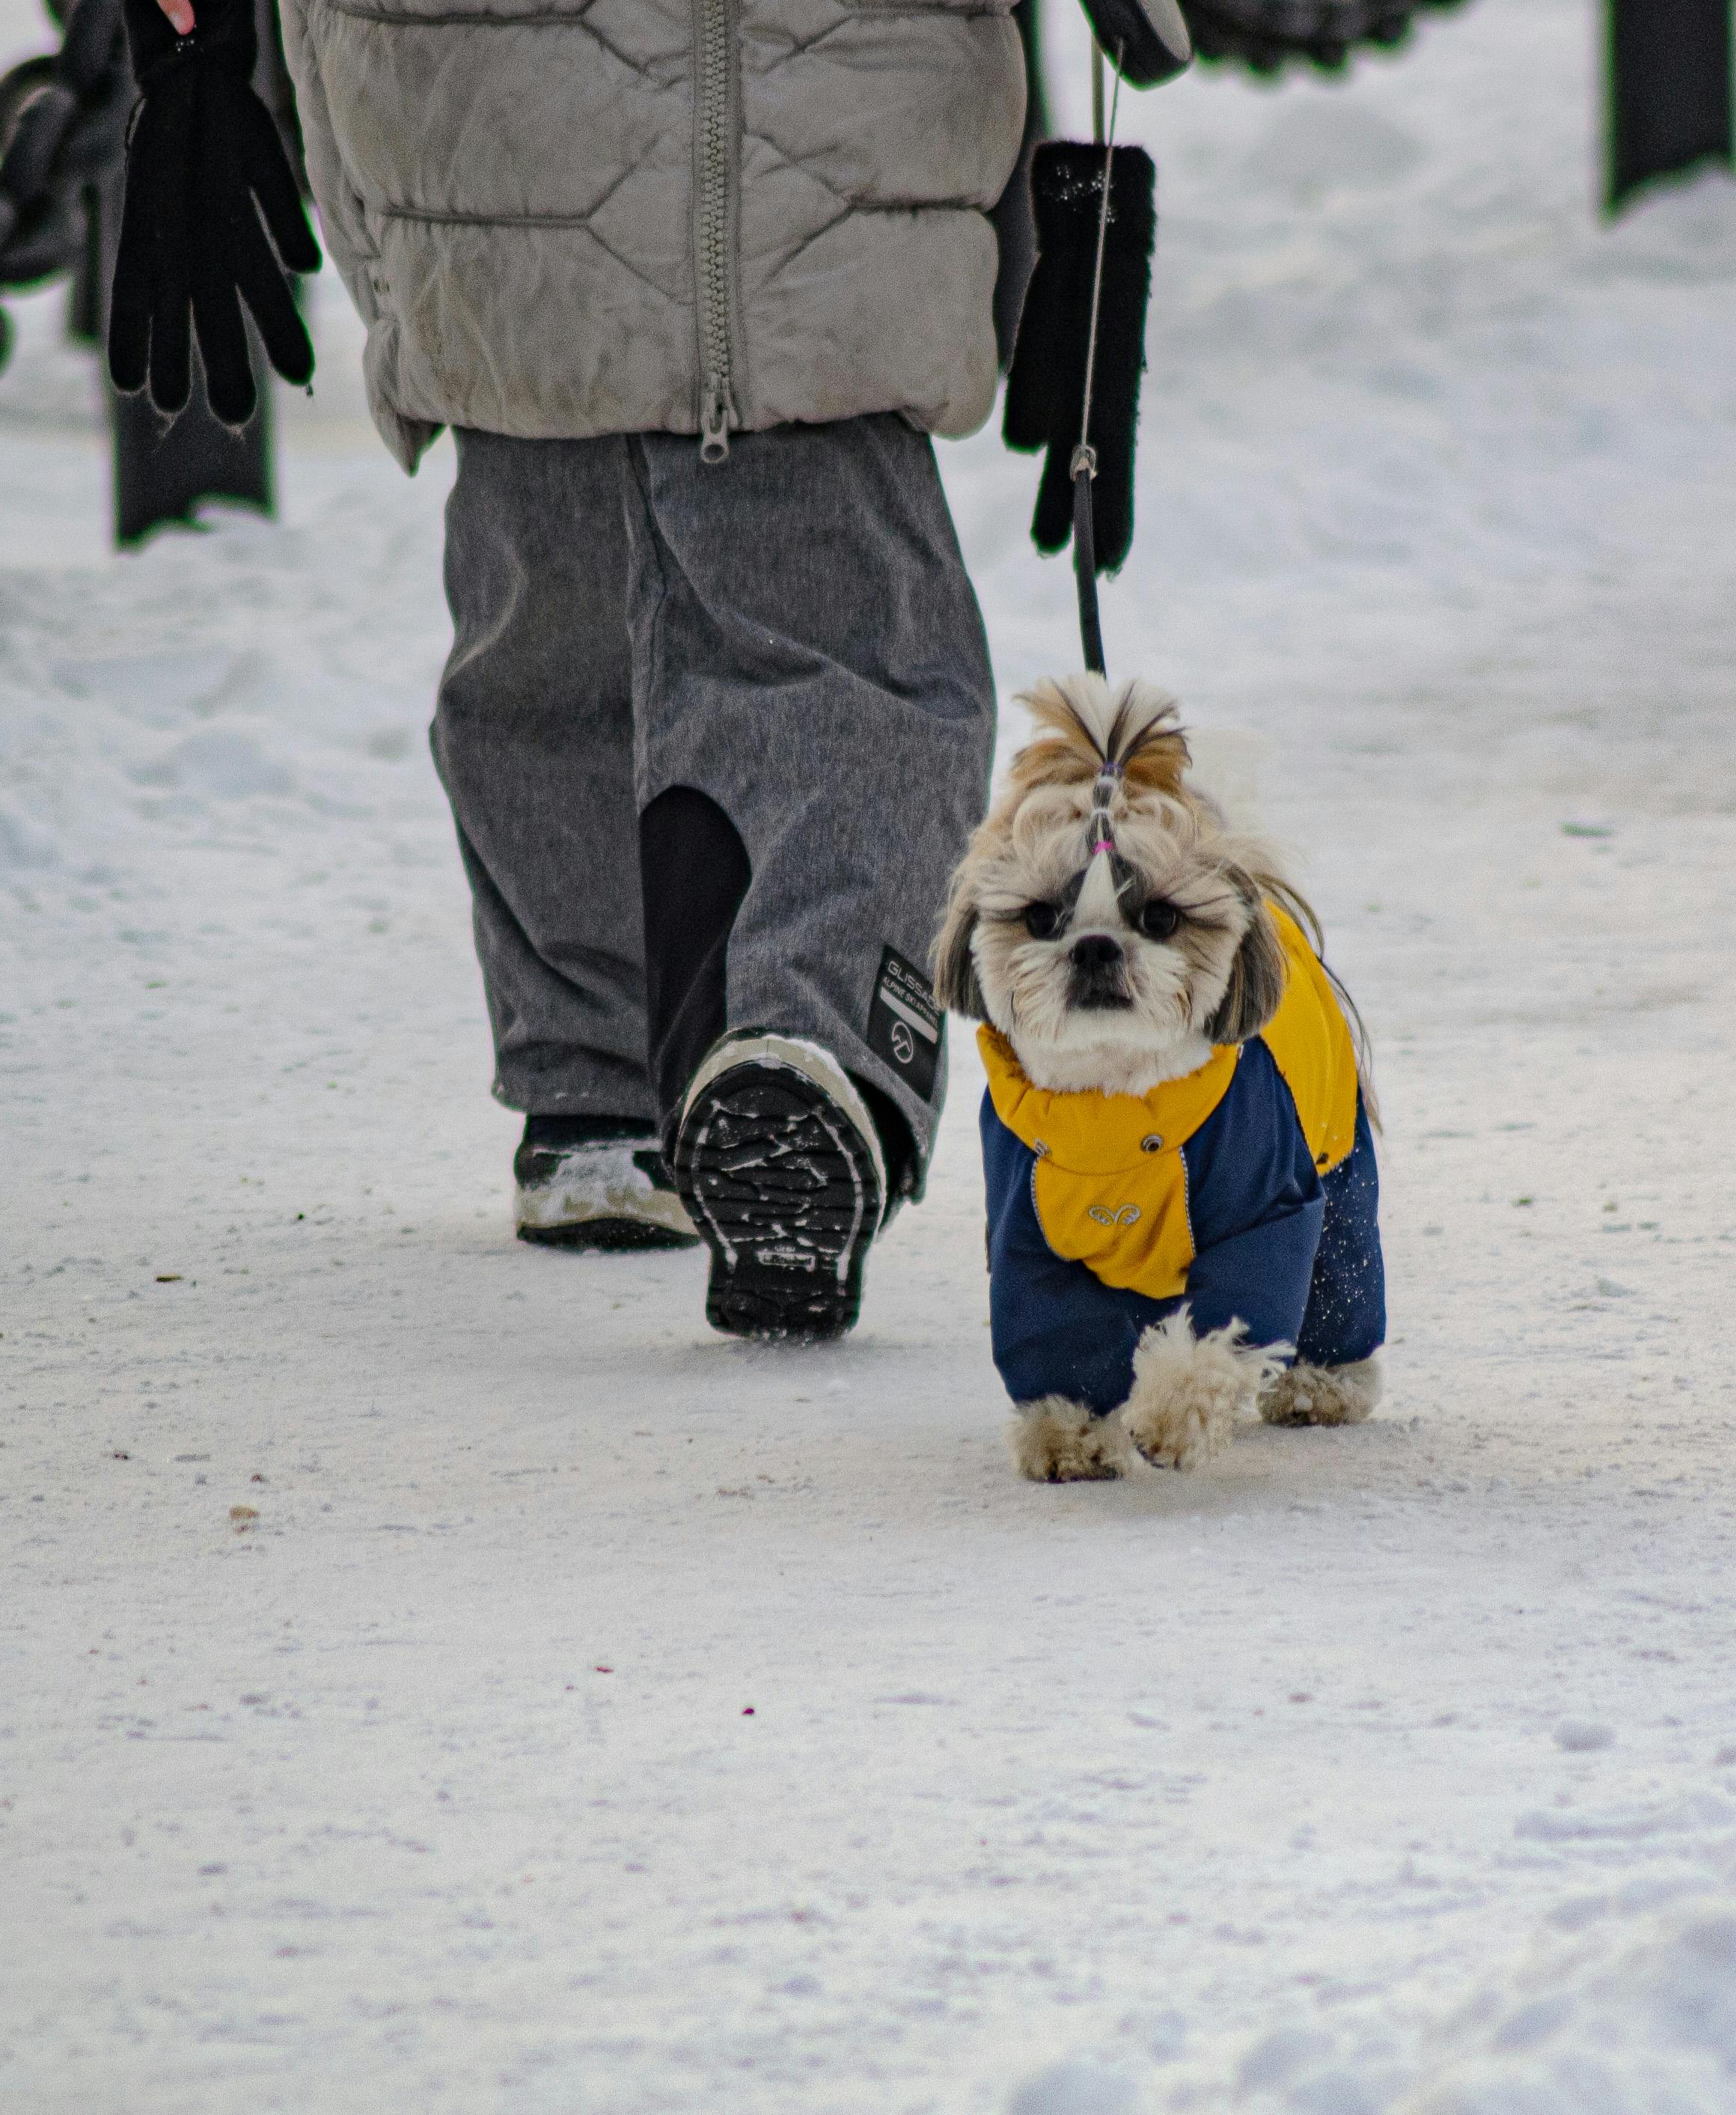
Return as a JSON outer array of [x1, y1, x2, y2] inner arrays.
[[1072, 42, 1122, 678]]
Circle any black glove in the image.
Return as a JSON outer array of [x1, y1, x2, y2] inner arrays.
[[109, 0, 319, 427], [1081, 0, 1192, 87], [1003, 141, 1156, 577], [1181, 1, 1455, 76]]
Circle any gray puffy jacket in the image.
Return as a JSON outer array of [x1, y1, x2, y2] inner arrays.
[[278, 0, 1028, 471]]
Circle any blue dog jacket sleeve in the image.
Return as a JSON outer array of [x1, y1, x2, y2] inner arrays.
[[982, 1093, 1179, 1416], [1296, 1096, 1385, 1367], [1176, 1037, 1325, 1355]]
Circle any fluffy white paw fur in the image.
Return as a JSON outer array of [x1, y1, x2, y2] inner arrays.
[[1261, 1355, 1383, 1428], [1009, 1397, 1140, 1483], [1122, 1310, 1286, 1471]]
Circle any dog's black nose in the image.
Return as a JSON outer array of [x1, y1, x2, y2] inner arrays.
[[1070, 934, 1123, 971]]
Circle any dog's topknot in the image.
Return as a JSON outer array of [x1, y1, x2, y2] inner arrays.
[[1012, 675, 1190, 801]]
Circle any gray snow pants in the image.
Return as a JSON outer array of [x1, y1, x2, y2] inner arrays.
[[430, 415, 997, 1190]]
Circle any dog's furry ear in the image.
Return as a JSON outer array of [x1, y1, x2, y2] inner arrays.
[[932, 884, 987, 1021], [1204, 885, 1287, 1046]]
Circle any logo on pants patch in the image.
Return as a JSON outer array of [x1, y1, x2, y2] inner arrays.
[[867, 946, 942, 1102]]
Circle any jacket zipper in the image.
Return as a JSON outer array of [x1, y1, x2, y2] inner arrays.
[[695, 0, 736, 463]]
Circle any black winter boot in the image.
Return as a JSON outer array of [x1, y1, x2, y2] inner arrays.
[[672, 1034, 886, 1339], [515, 1115, 700, 1252]]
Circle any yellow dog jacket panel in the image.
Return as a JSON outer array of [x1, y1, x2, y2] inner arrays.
[[1258, 908, 1360, 1177], [978, 906, 1360, 1304]]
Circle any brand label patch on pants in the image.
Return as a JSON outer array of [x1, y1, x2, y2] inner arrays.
[[867, 947, 942, 1102]]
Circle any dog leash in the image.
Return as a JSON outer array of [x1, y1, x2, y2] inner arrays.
[[1081, 53, 1129, 870], [1072, 41, 1123, 680]]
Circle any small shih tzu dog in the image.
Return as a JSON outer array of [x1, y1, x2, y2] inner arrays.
[[933, 676, 1385, 1482]]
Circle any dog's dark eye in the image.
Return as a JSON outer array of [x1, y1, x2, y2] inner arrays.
[[1024, 902, 1063, 940], [1138, 900, 1182, 941]]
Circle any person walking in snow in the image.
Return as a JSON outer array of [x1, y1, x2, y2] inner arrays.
[[121, 0, 1030, 1337]]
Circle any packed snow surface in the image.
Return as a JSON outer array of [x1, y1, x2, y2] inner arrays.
[[4, 1, 1736, 2108]]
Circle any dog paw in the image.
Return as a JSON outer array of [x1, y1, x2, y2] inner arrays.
[[1123, 1310, 1284, 1471], [1262, 1355, 1382, 1428], [1124, 1381, 1237, 1471], [1009, 1398, 1137, 1483]]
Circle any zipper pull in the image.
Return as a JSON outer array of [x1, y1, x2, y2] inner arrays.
[[699, 372, 730, 464]]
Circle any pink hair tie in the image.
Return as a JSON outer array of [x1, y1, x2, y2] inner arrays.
[[1091, 838, 1115, 855]]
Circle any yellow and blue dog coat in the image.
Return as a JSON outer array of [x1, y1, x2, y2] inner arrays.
[[979, 906, 1384, 1414]]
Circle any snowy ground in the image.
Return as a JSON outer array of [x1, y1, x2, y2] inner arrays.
[[4, 1, 1736, 2108]]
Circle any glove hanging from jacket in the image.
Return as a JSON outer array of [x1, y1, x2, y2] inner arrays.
[[1003, 140, 1156, 578], [109, 0, 320, 427]]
